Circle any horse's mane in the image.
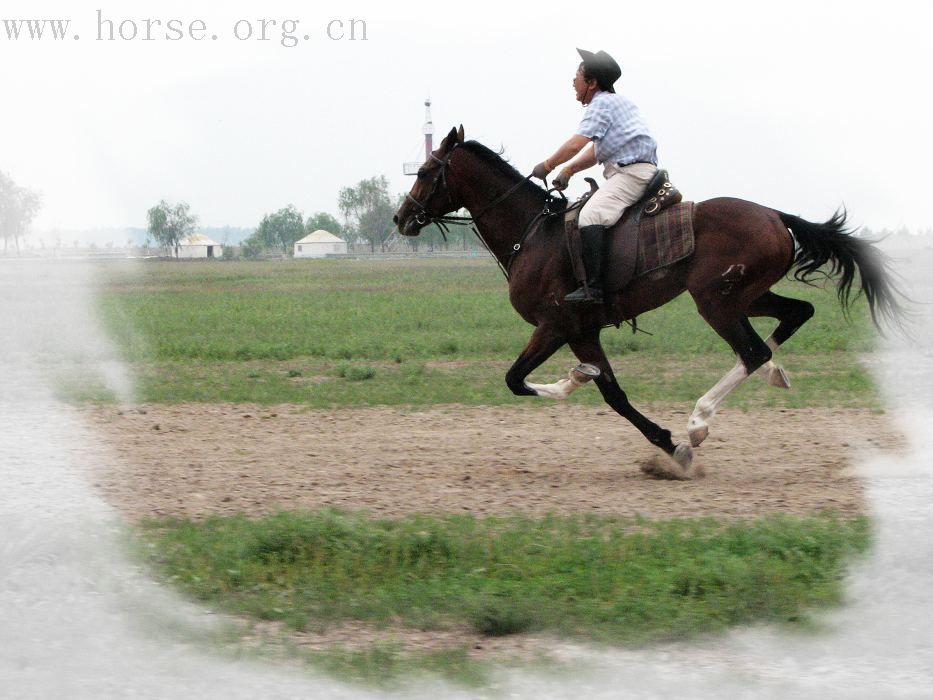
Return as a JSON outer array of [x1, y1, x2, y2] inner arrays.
[[459, 141, 546, 196]]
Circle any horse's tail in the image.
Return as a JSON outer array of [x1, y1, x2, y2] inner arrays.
[[778, 209, 908, 333]]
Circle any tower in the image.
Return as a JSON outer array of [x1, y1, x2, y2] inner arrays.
[[403, 98, 435, 175], [422, 98, 434, 161]]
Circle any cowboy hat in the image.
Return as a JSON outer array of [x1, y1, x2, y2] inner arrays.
[[576, 48, 621, 92]]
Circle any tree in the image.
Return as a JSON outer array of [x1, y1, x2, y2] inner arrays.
[[251, 204, 305, 256], [305, 211, 344, 239], [240, 237, 264, 259], [0, 171, 41, 255], [147, 199, 197, 257], [338, 175, 395, 252]]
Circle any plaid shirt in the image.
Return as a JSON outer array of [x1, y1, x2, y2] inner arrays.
[[576, 90, 658, 166]]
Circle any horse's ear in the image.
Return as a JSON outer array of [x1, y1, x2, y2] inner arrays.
[[445, 126, 458, 146], [457, 125, 465, 142]]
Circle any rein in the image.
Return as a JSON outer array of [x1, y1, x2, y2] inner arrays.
[[404, 145, 565, 280]]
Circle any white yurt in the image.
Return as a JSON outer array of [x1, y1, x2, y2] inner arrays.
[[176, 233, 223, 259], [294, 230, 347, 258]]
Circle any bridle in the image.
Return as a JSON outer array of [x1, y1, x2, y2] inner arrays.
[[404, 150, 458, 227], [403, 144, 565, 278]]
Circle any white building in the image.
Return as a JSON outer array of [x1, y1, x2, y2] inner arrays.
[[176, 233, 223, 259], [294, 230, 347, 258]]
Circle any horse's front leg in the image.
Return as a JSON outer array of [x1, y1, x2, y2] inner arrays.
[[525, 362, 602, 400], [568, 330, 696, 477], [505, 324, 572, 397]]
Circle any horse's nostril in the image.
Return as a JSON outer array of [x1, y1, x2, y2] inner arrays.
[[393, 215, 399, 224]]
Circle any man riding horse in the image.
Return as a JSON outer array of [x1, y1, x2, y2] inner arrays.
[[394, 48, 906, 475], [532, 48, 659, 305]]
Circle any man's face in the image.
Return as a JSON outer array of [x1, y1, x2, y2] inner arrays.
[[573, 65, 594, 104]]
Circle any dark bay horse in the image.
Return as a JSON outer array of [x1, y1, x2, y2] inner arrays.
[[394, 126, 905, 476]]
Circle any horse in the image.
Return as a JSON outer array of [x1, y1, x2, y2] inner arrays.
[[393, 125, 906, 477]]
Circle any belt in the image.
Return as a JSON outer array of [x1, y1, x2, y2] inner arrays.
[[616, 160, 656, 167]]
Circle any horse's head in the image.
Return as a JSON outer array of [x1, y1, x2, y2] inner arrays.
[[394, 125, 465, 236]]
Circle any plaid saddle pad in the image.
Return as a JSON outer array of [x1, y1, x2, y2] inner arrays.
[[634, 201, 696, 277]]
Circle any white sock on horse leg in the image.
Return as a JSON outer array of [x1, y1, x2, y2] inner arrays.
[[526, 365, 599, 400], [688, 358, 749, 446]]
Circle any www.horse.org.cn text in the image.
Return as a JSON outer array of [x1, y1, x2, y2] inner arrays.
[[0, 12, 368, 47]]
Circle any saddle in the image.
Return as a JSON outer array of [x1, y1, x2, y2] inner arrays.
[[563, 169, 685, 292]]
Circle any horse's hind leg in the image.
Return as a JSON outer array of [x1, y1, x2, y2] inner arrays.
[[748, 291, 815, 388], [569, 330, 695, 475], [687, 315, 772, 447]]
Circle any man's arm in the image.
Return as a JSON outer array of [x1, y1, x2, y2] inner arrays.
[[560, 142, 597, 177], [551, 143, 597, 190], [533, 134, 592, 179], [544, 134, 592, 172]]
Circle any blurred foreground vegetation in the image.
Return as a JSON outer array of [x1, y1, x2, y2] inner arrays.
[[141, 509, 870, 685]]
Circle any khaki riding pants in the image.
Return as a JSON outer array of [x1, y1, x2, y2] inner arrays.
[[578, 162, 658, 227]]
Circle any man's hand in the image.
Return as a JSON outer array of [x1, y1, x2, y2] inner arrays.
[[553, 170, 572, 191], [532, 161, 552, 180]]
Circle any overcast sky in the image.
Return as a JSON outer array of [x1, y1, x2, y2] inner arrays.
[[3, 0, 932, 236]]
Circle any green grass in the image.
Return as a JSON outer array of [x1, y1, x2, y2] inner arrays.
[[139, 509, 870, 675], [90, 258, 881, 408], [58, 353, 880, 410]]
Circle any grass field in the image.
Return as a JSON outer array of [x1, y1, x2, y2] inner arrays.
[[140, 509, 869, 642], [138, 509, 870, 684], [92, 258, 882, 682], [89, 258, 879, 409]]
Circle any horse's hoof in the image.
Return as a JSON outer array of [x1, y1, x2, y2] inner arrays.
[[571, 363, 600, 383], [768, 366, 791, 389], [640, 442, 698, 480], [688, 423, 709, 447], [673, 442, 694, 472]]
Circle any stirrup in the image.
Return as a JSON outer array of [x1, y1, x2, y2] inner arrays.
[[564, 286, 603, 304]]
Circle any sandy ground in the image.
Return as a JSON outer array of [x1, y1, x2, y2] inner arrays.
[[81, 402, 902, 659], [85, 403, 902, 523]]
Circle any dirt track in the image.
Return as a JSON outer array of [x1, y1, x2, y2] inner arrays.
[[85, 403, 902, 524], [81, 402, 904, 657]]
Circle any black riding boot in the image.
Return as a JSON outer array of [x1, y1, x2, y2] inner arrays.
[[564, 224, 606, 304]]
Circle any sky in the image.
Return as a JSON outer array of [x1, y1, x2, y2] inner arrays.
[[2, 0, 932, 239]]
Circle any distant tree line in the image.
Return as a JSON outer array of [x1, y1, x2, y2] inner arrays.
[[240, 208, 343, 259], [238, 175, 478, 256], [0, 171, 40, 255], [144, 172, 484, 259]]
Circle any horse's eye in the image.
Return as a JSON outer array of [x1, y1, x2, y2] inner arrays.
[[416, 170, 427, 179]]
